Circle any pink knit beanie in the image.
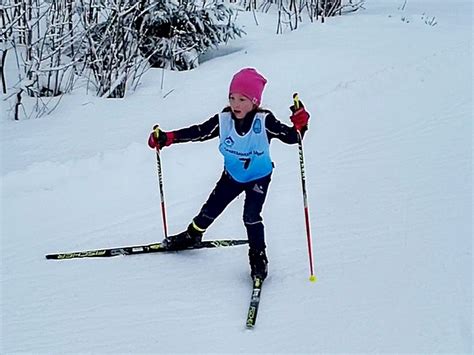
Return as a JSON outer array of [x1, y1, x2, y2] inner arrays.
[[229, 68, 267, 106]]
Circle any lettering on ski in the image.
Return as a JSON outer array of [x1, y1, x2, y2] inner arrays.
[[246, 277, 264, 329], [55, 250, 108, 259], [46, 239, 248, 260]]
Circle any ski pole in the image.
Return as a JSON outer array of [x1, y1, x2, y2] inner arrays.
[[292, 93, 317, 282], [153, 126, 169, 239]]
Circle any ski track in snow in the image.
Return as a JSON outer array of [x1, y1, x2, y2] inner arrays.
[[1, 0, 472, 353]]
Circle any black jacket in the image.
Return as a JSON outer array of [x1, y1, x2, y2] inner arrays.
[[172, 107, 307, 144]]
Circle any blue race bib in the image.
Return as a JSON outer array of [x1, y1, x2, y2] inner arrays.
[[219, 112, 273, 183]]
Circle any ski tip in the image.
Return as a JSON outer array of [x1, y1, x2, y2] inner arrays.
[[309, 274, 317, 283]]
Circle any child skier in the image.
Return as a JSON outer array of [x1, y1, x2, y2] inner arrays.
[[148, 68, 309, 280]]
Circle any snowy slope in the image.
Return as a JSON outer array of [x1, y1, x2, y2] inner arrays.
[[1, 0, 472, 353]]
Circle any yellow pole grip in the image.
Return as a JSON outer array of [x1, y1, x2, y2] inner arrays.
[[293, 93, 300, 110]]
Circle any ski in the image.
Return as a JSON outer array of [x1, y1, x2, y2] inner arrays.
[[45, 239, 248, 260], [245, 277, 264, 329]]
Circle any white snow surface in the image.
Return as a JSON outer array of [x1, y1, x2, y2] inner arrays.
[[1, 0, 472, 353]]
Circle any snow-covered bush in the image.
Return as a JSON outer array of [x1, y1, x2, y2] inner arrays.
[[240, 0, 365, 30], [1, 0, 242, 116], [139, 0, 243, 70], [76, 0, 242, 94], [1, 0, 82, 119], [1, 0, 363, 119], [76, 0, 151, 98]]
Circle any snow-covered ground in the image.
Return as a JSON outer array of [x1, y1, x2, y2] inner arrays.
[[1, 0, 472, 353]]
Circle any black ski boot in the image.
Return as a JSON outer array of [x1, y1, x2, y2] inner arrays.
[[249, 248, 268, 280], [163, 223, 203, 251]]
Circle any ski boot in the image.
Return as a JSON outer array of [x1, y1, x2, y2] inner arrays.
[[162, 222, 204, 251], [249, 248, 268, 280]]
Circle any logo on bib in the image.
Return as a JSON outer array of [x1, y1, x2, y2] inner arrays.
[[252, 118, 262, 134], [224, 136, 235, 147]]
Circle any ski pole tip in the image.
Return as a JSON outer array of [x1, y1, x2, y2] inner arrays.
[[309, 275, 317, 283]]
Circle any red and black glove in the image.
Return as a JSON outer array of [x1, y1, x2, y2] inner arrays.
[[148, 125, 175, 150], [289, 100, 310, 131]]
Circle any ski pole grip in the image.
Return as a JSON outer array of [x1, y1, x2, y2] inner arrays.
[[153, 124, 160, 138], [293, 93, 300, 110]]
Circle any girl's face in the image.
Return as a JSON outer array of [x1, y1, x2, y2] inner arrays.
[[229, 93, 255, 119]]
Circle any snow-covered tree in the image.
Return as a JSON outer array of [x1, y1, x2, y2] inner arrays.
[[76, 0, 242, 95], [138, 0, 243, 70]]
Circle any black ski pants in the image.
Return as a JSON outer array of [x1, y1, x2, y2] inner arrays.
[[193, 171, 272, 251]]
